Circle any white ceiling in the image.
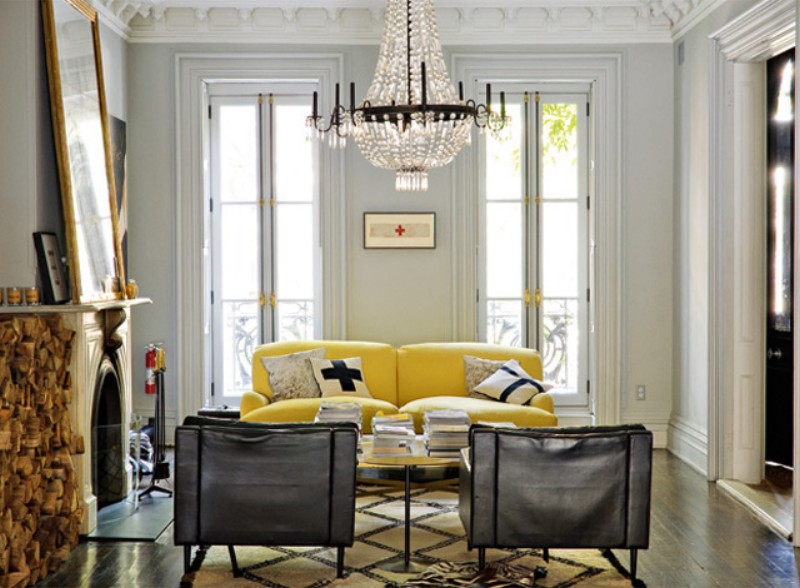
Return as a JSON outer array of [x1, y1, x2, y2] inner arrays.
[[93, 0, 724, 43]]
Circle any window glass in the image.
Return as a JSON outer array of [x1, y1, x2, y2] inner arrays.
[[219, 105, 258, 203]]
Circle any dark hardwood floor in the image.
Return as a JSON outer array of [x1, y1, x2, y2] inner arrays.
[[38, 450, 800, 587]]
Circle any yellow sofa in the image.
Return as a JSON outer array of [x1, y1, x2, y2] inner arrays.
[[240, 340, 558, 433]]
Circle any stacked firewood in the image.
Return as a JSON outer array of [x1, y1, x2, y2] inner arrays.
[[0, 316, 82, 587]]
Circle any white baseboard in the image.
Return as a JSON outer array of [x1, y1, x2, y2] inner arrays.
[[667, 415, 708, 476]]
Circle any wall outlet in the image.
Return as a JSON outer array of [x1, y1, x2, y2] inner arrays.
[[636, 385, 646, 400]]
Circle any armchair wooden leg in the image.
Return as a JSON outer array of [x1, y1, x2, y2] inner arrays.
[[336, 546, 345, 578], [543, 548, 550, 563], [183, 545, 192, 573], [228, 545, 242, 577], [630, 548, 637, 584], [478, 547, 485, 569]]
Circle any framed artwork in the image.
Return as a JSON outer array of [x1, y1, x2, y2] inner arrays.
[[33, 232, 71, 304], [363, 213, 436, 249]]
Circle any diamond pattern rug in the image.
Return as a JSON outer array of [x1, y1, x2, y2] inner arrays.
[[181, 487, 640, 588]]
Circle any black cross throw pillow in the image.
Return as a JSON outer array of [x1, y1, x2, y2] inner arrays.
[[310, 357, 373, 398]]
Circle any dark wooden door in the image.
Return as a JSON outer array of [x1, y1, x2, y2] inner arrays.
[[765, 48, 795, 467]]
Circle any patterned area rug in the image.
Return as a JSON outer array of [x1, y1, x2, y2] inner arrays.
[[181, 487, 640, 588]]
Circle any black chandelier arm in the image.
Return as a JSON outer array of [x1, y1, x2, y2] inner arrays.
[[358, 103, 476, 120], [309, 105, 351, 136]]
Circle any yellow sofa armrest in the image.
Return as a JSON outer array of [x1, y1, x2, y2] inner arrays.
[[240, 390, 270, 418], [529, 391, 554, 414]]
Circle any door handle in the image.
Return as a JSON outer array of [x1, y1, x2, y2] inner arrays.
[[767, 348, 783, 361]]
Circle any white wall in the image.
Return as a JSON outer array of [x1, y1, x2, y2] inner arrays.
[[126, 41, 674, 439], [345, 46, 457, 346], [0, 1, 56, 287], [621, 44, 674, 444], [670, 0, 761, 473]]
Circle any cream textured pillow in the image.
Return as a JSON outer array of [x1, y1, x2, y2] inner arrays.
[[309, 357, 372, 398], [474, 359, 553, 405], [259, 348, 325, 402], [463, 355, 506, 400]]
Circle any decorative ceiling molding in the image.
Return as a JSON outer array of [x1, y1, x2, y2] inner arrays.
[[92, 0, 726, 44]]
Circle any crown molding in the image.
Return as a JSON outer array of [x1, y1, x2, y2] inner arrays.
[[91, 0, 729, 44], [710, 0, 795, 61]]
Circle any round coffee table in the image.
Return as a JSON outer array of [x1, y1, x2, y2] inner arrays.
[[358, 436, 461, 574]]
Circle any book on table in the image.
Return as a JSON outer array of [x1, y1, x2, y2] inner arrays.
[[423, 409, 471, 457], [371, 413, 415, 456]]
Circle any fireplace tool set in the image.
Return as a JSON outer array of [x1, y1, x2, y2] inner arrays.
[[139, 344, 172, 498]]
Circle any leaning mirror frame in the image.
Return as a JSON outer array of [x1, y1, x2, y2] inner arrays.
[[41, 0, 126, 303]]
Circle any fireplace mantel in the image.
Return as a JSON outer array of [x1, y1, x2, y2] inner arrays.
[[2, 298, 151, 535], [0, 297, 152, 315]]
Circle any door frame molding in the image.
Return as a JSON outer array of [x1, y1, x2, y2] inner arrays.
[[707, 0, 796, 540], [175, 53, 346, 419]]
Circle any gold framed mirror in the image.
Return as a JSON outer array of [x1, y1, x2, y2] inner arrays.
[[42, 0, 126, 303]]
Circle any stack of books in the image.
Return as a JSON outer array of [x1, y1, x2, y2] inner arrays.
[[315, 400, 363, 430], [423, 409, 472, 458], [371, 413, 416, 456]]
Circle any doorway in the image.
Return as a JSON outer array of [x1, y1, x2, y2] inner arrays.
[[765, 48, 795, 476]]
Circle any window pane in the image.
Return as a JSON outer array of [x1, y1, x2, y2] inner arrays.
[[221, 204, 259, 299], [541, 202, 577, 298], [219, 105, 258, 203], [277, 301, 314, 341], [222, 301, 259, 396], [275, 203, 314, 299], [487, 299, 523, 347], [541, 298, 578, 390], [486, 202, 523, 298], [541, 103, 578, 200], [274, 104, 314, 203], [486, 103, 523, 201]]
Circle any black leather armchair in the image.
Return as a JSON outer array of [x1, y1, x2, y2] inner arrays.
[[174, 417, 359, 578], [459, 424, 652, 583]]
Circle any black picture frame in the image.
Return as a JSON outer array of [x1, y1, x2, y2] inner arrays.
[[33, 232, 70, 304]]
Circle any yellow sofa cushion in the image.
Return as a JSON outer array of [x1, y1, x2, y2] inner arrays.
[[249, 340, 398, 407], [396, 342, 544, 406], [399, 396, 558, 433], [240, 396, 399, 434]]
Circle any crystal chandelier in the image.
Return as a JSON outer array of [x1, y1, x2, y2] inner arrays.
[[306, 0, 510, 192]]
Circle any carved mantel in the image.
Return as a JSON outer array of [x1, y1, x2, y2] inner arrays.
[[0, 299, 150, 535]]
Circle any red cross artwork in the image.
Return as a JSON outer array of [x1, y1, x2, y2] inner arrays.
[[394, 224, 406, 236]]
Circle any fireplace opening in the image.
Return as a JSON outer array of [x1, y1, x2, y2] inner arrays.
[[91, 355, 126, 507]]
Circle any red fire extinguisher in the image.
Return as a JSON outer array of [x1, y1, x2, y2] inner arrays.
[[145, 344, 156, 395]]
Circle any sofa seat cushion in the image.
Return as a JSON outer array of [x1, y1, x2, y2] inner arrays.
[[397, 342, 544, 406], [240, 396, 399, 434], [400, 396, 558, 433]]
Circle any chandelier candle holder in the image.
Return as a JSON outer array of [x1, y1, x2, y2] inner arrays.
[[306, 0, 510, 192]]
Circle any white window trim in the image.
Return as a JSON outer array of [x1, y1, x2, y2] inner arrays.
[[175, 53, 346, 419], [451, 53, 622, 425]]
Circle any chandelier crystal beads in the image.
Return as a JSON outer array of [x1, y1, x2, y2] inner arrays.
[[306, 0, 509, 192]]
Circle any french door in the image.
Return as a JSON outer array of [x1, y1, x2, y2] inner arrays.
[[479, 85, 591, 409], [207, 85, 321, 406]]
